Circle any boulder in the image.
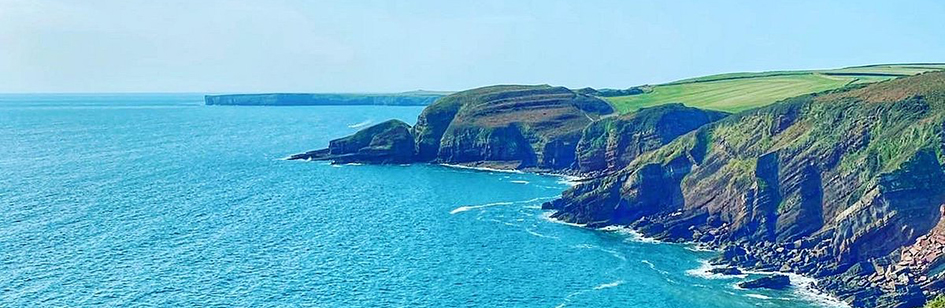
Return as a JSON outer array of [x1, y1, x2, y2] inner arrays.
[[738, 274, 791, 290]]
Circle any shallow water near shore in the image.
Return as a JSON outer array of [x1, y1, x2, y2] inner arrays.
[[0, 94, 845, 307]]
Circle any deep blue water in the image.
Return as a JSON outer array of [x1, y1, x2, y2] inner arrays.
[[0, 94, 845, 307]]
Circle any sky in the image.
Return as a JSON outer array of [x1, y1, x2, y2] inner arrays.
[[1, 0, 944, 93]]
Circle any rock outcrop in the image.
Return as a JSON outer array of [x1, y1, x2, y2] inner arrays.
[[289, 120, 415, 164], [738, 275, 791, 289], [545, 72, 945, 307], [291, 85, 620, 170], [286, 72, 945, 308], [292, 86, 725, 175]]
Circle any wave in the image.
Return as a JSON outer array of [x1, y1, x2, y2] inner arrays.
[[685, 245, 719, 252], [570, 243, 626, 262], [555, 279, 626, 308], [525, 228, 559, 240], [541, 212, 587, 227], [641, 260, 656, 269], [439, 163, 524, 174], [593, 280, 624, 290], [685, 260, 747, 280], [598, 225, 661, 244], [347, 119, 373, 128], [740, 269, 851, 308], [450, 201, 514, 214], [510, 180, 529, 184], [450, 196, 555, 214], [556, 176, 581, 187], [744, 293, 772, 300]]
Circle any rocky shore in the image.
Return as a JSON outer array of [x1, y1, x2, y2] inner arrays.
[[289, 72, 945, 308]]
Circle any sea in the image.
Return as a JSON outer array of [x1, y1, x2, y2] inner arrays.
[[0, 94, 848, 307]]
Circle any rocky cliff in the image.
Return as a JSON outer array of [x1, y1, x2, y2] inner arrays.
[[544, 72, 945, 307], [575, 103, 728, 175], [292, 86, 724, 174], [286, 72, 945, 307], [292, 85, 622, 170]]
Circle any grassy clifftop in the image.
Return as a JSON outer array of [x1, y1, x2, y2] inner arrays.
[[548, 71, 945, 307], [604, 63, 945, 113]]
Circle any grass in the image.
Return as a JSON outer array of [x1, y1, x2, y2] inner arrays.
[[926, 295, 945, 308], [605, 64, 945, 114]]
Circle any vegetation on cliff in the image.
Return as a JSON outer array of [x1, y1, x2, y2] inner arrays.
[[288, 64, 945, 308], [291, 85, 617, 170], [604, 63, 945, 113], [547, 71, 945, 307]]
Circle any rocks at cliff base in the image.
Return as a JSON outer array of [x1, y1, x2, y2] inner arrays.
[[709, 266, 743, 276], [547, 72, 945, 307], [738, 275, 791, 290]]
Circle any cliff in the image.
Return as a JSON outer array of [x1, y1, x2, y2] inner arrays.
[[575, 103, 728, 175], [293, 85, 724, 174], [204, 91, 446, 106], [286, 72, 945, 307], [545, 71, 945, 307], [293, 85, 619, 170]]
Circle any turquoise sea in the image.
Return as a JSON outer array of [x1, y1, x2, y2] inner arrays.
[[0, 94, 845, 307]]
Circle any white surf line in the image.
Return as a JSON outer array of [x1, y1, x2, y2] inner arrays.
[[347, 119, 373, 128], [598, 225, 661, 244], [685, 260, 850, 308], [593, 280, 625, 290], [685, 259, 747, 280], [439, 163, 525, 174], [554, 279, 626, 308], [739, 269, 852, 308], [525, 228, 560, 240], [450, 196, 556, 214]]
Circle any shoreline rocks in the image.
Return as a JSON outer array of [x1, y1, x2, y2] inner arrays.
[[738, 274, 791, 290]]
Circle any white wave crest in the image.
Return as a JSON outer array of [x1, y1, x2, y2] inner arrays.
[[593, 280, 624, 290], [439, 163, 524, 174], [745, 293, 772, 300], [525, 228, 559, 240], [740, 269, 851, 308], [685, 260, 746, 280], [450, 196, 555, 214], [599, 225, 661, 244], [347, 119, 373, 128]]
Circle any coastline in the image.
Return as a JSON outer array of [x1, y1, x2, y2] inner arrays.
[[293, 157, 853, 307], [541, 209, 851, 308]]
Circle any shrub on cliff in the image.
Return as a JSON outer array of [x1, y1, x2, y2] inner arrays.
[[926, 295, 945, 308]]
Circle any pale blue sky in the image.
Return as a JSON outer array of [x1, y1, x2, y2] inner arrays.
[[1, 0, 943, 93]]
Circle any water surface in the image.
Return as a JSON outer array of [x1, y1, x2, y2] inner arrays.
[[0, 94, 842, 307]]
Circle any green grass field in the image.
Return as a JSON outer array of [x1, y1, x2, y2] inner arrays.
[[605, 64, 945, 114]]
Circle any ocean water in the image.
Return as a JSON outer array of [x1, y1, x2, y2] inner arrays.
[[0, 94, 845, 307]]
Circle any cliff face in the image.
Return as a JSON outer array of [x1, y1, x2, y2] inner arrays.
[[205, 92, 445, 106], [292, 85, 725, 174], [430, 85, 613, 169], [545, 72, 945, 307], [288, 120, 415, 164], [292, 85, 623, 170], [285, 73, 945, 307], [575, 103, 728, 174]]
